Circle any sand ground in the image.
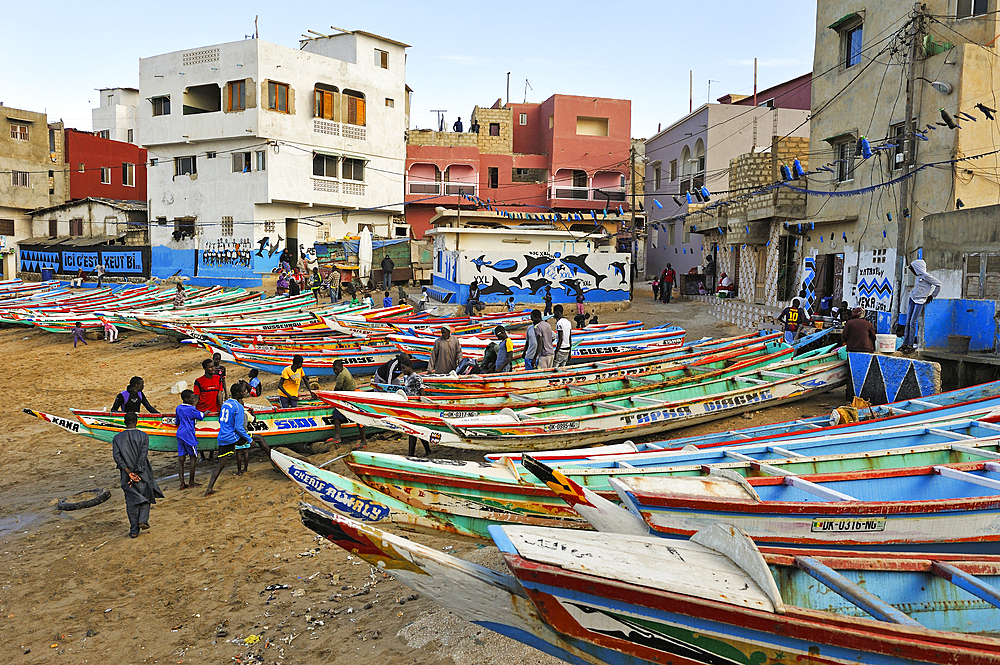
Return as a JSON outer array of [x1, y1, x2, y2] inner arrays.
[[0, 294, 844, 664]]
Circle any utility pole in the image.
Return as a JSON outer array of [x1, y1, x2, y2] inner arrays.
[[629, 144, 637, 299], [689, 70, 693, 114], [892, 2, 924, 329]]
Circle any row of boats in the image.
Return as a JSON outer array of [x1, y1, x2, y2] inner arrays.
[[13, 276, 1000, 662]]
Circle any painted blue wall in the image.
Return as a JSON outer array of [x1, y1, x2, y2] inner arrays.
[[923, 298, 996, 352], [151, 245, 264, 287]]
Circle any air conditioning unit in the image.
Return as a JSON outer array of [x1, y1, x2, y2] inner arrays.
[[846, 265, 857, 284], [895, 152, 904, 164]]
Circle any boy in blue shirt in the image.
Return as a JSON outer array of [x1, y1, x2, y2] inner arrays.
[[204, 383, 250, 496], [383, 291, 393, 308], [176, 389, 204, 490]]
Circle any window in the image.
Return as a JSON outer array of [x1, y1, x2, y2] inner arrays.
[[127, 129, 134, 143], [654, 166, 662, 190], [151, 96, 171, 116], [49, 128, 56, 152], [150, 158, 158, 167], [175, 218, 196, 237], [668, 224, 675, 246], [844, 24, 863, 68], [669, 159, 677, 181], [342, 158, 365, 181], [576, 116, 609, 137], [183, 83, 221, 115], [48, 170, 54, 194], [122, 162, 135, 187], [0, 219, 14, 236], [758, 98, 776, 109], [206, 151, 216, 159], [48, 219, 58, 236], [890, 122, 916, 170], [221, 216, 234, 236], [232, 152, 252, 173], [97, 130, 110, 139], [11, 171, 29, 187], [256, 150, 266, 171], [174, 155, 197, 176], [836, 139, 856, 182], [344, 90, 366, 126], [489, 123, 500, 136], [10, 123, 28, 141], [101, 167, 112, 184], [375, 49, 389, 69], [264, 219, 276, 233], [958, 0, 988, 17], [227, 80, 246, 112], [519, 113, 528, 125], [314, 84, 337, 120], [512, 167, 546, 183], [267, 81, 290, 113], [313, 154, 338, 178], [488, 167, 499, 189], [963, 253, 1000, 299], [78, 163, 85, 173], [69, 218, 83, 236], [156, 217, 167, 225], [385, 98, 394, 108]]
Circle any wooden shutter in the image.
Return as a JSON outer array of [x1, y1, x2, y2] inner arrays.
[[355, 97, 365, 125], [347, 97, 357, 125], [965, 254, 982, 298], [985, 254, 1000, 299]]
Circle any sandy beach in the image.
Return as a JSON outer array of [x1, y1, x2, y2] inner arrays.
[[0, 297, 841, 664]]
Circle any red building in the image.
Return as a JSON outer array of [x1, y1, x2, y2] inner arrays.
[[64, 129, 147, 202], [405, 95, 632, 238]]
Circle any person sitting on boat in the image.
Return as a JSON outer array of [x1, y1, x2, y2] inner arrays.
[[373, 353, 407, 390], [465, 281, 481, 317], [71, 267, 87, 288], [777, 298, 809, 345], [173, 283, 186, 309], [111, 376, 159, 414], [417, 287, 429, 312], [244, 369, 262, 398], [494, 325, 515, 373], [278, 355, 317, 409], [329, 359, 358, 444], [399, 357, 432, 457]]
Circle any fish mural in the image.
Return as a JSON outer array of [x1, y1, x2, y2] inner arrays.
[[444, 250, 631, 304]]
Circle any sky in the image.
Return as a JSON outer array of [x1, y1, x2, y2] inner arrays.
[[2, 0, 818, 139]]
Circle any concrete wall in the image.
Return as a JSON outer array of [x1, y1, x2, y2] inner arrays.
[[924, 203, 1000, 298], [92, 88, 139, 144]]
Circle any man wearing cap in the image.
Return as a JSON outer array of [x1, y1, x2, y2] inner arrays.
[[841, 307, 876, 401], [428, 325, 462, 375], [494, 325, 515, 373]]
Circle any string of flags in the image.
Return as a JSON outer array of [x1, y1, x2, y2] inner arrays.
[[459, 192, 627, 223]]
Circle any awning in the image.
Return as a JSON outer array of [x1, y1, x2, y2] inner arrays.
[[822, 131, 857, 145], [313, 149, 340, 158], [341, 154, 371, 163], [828, 11, 863, 30], [783, 216, 858, 231]]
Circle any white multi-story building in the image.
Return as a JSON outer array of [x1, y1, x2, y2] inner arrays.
[[92, 88, 139, 144], [138, 30, 409, 285]]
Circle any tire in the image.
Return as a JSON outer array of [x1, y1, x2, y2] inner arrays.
[[58, 488, 112, 511]]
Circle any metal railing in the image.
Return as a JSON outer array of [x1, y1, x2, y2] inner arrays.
[[407, 181, 477, 196], [548, 186, 627, 202]]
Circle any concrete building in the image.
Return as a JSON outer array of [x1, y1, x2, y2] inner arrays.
[[644, 74, 811, 281], [0, 105, 67, 278], [803, 1, 1000, 333], [405, 94, 633, 239], [92, 88, 139, 145], [64, 128, 147, 202], [139, 29, 409, 285]]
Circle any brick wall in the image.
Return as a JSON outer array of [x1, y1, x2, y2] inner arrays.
[[407, 129, 478, 148], [472, 107, 513, 156]]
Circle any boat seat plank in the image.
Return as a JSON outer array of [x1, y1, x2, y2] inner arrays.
[[931, 561, 1000, 610], [794, 556, 922, 627], [735, 377, 770, 386], [593, 401, 626, 411], [632, 396, 666, 406], [932, 465, 1000, 492], [750, 462, 858, 501], [761, 371, 794, 380], [792, 420, 823, 429], [507, 393, 534, 402], [568, 385, 599, 395], [908, 399, 940, 409], [768, 446, 806, 458], [988, 461, 1000, 473], [724, 451, 756, 462], [626, 375, 658, 385], [928, 428, 976, 440], [950, 444, 1000, 460], [972, 420, 1000, 433]]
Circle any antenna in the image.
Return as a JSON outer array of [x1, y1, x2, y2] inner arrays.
[[254, 15, 259, 39], [523, 79, 533, 103], [707, 79, 719, 103]]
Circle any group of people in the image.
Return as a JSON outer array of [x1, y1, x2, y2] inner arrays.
[[69, 264, 107, 288]]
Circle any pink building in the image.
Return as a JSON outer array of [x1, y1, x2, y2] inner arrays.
[[405, 95, 632, 238]]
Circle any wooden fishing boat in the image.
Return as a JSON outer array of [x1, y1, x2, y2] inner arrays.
[[24, 403, 362, 452], [230, 347, 403, 376], [343, 414, 1000, 538], [331, 350, 848, 451], [315, 339, 793, 425], [489, 379, 1000, 464], [611, 456, 1000, 553], [416, 331, 777, 397], [493, 521, 1000, 665], [299, 503, 604, 665]]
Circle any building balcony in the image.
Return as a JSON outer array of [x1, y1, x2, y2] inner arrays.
[[311, 178, 366, 196], [548, 186, 627, 203], [407, 181, 477, 197], [313, 119, 366, 141]]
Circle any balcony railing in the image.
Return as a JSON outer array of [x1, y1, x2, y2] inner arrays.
[[407, 181, 477, 196], [548, 186, 627, 202]]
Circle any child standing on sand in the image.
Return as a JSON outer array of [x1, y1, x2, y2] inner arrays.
[[72, 322, 88, 348], [175, 389, 203, 489]]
